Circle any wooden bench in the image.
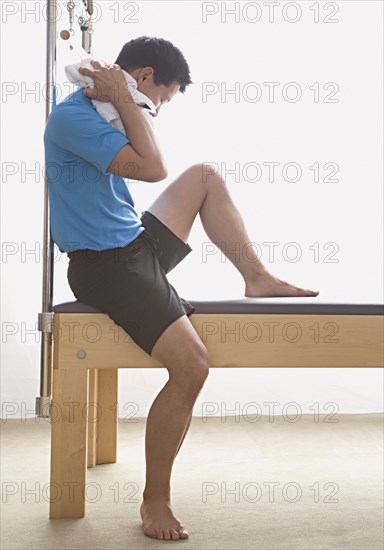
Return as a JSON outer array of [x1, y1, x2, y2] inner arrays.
[[48, 298, 383, 518]]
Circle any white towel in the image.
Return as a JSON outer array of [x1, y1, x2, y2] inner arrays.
[[64, 57, 157, 132]]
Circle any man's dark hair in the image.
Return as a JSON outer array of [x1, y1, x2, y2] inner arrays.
[[115, 36, 193, 93]]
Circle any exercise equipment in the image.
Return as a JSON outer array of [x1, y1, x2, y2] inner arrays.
[[49, 297, 383, 517], [60, 0, 94, 57], [36, 0, 95, 420]]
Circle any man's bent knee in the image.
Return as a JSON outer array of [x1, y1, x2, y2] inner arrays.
[[151, 316, 210, 383], [160, 342, 210, 386], [185, 162, 221, 184], [185, 351, 210, 387], [172, 352, 209, 398]]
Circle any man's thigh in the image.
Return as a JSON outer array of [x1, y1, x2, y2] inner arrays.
[[145, 164, 208, 244]]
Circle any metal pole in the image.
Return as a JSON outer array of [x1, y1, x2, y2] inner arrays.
[[35, 0, 57, 418]]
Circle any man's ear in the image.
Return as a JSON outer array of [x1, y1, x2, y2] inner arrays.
[[141, 67, 154, 82]]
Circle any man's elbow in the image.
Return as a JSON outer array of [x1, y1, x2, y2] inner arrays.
[[147, 164, 168, 182]]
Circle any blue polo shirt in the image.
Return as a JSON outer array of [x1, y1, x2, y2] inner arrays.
[[44, 86, 145, 253]]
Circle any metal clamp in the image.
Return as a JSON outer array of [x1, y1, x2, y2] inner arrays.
[[38, 311, 54, 333]]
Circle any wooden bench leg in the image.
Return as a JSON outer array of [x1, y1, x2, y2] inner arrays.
[[95, 369, 118, 465], [50, 368, 88, 518], [87, 368, 118, 468]]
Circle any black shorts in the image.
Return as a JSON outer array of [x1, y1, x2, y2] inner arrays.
[[67, 210, 196, 356]]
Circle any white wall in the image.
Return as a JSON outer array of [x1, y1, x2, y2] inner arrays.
[[1, 1, 383, 419]]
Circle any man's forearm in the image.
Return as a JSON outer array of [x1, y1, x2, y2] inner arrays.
[[113, 90, 165, 168]]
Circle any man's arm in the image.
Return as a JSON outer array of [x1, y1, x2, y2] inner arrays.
[[79, 61, 167, 182], [106, 103, 168, 182]]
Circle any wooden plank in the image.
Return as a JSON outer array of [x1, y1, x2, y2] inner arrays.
[[50, 368, 88, 518], [95, 369, 118, 465], [52, 313, 383, 369]]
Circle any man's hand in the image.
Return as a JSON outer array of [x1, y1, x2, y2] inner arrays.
[[79, 60, 134, 105]]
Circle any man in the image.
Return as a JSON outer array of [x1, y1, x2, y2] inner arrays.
[[44, 36, 319, 541]]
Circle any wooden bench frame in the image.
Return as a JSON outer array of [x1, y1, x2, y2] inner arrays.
[[49, 310, 383, 518]]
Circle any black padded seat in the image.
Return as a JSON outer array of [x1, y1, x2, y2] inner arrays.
[[52, 299, 383, 315]]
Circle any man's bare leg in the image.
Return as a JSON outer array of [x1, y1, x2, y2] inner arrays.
[[140, 316, 209, 541], [175, 413, 192, 457], [146, 163, 319, 297], [139, 163, 318, 541]]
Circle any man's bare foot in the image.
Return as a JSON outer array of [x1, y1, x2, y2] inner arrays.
[[245, 271, 319, 298], [140, 499, 189, 541]]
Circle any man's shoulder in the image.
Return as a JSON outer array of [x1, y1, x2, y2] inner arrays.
[[53, 87, 95, 117], [45, 87, 97, 139]]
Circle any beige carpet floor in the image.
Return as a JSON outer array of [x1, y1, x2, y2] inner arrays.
[[1, 413, 383, 550]]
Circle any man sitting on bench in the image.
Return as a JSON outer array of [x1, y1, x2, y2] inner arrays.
[[44, 35, 319, 541]]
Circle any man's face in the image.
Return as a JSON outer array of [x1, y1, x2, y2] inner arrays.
[[128, 66, 180, 117]]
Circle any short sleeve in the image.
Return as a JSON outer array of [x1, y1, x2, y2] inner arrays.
[[50, 103, 129, 175]]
